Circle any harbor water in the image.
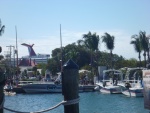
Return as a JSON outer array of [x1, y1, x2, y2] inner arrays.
[[4, 92, 149, 113]]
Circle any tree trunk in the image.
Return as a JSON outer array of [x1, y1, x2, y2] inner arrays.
[[147, 50, 150, 63], [110, 51, 113, 69], [144, 51, 147, 68], [138, 52, 142, 67]]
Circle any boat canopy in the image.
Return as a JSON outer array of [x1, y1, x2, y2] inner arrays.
[[125, 67, 146, 80], [103, 69, 122, 74], [103, 69, 123, 81]]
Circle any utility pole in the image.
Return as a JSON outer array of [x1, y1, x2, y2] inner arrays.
[[13, 46, 15, 67], [6, 45, 15, 67], [60, 24, 63, 72]]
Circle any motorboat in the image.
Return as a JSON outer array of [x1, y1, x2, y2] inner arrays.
[[118, 68, 144, 97], [6, 73, 95, 94], [96, 80, 122, 94], [4, 84, 17, 96], [21, 81, 62, 93], [118, 81, 143, 97], [16, 73, 62, 93], [4, 84, 13, 92], [95, 69, 123, 94], [4, 91, 16, 96]]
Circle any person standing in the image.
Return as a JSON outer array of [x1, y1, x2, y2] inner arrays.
[[45, 69, 51, 81]]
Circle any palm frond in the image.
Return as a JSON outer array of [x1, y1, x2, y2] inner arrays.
[[0, 25, 5, 36], [101, 32, 115, 50], [139, 31, 148, 51], [0, 19, 5, 36]]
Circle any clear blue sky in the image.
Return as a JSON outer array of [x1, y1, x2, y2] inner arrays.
[[0, 0, 150, 59]]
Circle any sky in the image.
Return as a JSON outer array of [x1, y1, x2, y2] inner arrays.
[[0, 0, 150, 60]]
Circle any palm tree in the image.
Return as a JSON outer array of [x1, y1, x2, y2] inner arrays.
[[83, 32, 99, 51], [101, 32, 115, 69], [130, 35, 142, 67], [0, 19, 5, 36], [0, 19, 5, 53], [82, 31, 100, 74], [147, 35, 150, 63], [139, 31, 149, 67]]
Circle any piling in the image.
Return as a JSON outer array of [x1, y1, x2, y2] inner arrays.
[[62, 59, 79, 113], [0, 68, 5, 113]]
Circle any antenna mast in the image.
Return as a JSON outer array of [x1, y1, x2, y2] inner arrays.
[[15, 26, 18, 76], [60, 24, 63, 72]]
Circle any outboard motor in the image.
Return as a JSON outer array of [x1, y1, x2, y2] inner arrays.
[[125, 82, 131, 89], [103, 81, 106, 87]]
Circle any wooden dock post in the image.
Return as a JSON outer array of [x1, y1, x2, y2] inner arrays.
[[62, 59, 79, 113], [0, 68, 5, 113]]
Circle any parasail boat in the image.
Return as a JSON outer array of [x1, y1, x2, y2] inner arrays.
[[96, 69, 123, 94]]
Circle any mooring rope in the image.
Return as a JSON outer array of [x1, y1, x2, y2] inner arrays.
[[3, 96, 80, 113]]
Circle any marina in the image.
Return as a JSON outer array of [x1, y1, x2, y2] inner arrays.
[[1, 1, 150, 112], [2, 66, 148, 112], [4, 92, 149, 113], [2, 67, 148, 113]]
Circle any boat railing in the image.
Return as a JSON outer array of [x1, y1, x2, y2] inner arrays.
[[17, 81, 34, 86], [123, 80, 141, 82], [18, 81, 56, 86]]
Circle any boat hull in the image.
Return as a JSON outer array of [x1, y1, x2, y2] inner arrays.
[[122, 89, 143, 97], [22, 84, 62, 93], [96, 82, 122, 94], [22, 83, 96, 93], [100, 87, 122, 94]]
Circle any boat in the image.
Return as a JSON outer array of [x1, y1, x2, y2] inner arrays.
[[118, 68, 144, 97], [20, 74, 62, 93], [4, 84, 13, 92], [119, 81, 143, 97], [22, 81, 62, 93], [4, 91, 16, 96], [96, 69, 123, 94], [4, 84, 17, 96], [22, 81, 96, 93], [97, 82, 122, 94]]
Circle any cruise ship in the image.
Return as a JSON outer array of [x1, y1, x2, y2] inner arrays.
[[20, 43, 50, 64]]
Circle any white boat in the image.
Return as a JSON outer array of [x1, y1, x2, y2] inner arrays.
[[118, 68, 144, 97], [96, 81, 122, 94], [4, 84, 16, 96], [119, 81, 143, 97], [20, 72, 62, 93], [21, 81, 95, 93], [96, 69, 123, 94], [4, 91, 16, 96], [4, 84, 13, 92], [22, 81, 62, 93]]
